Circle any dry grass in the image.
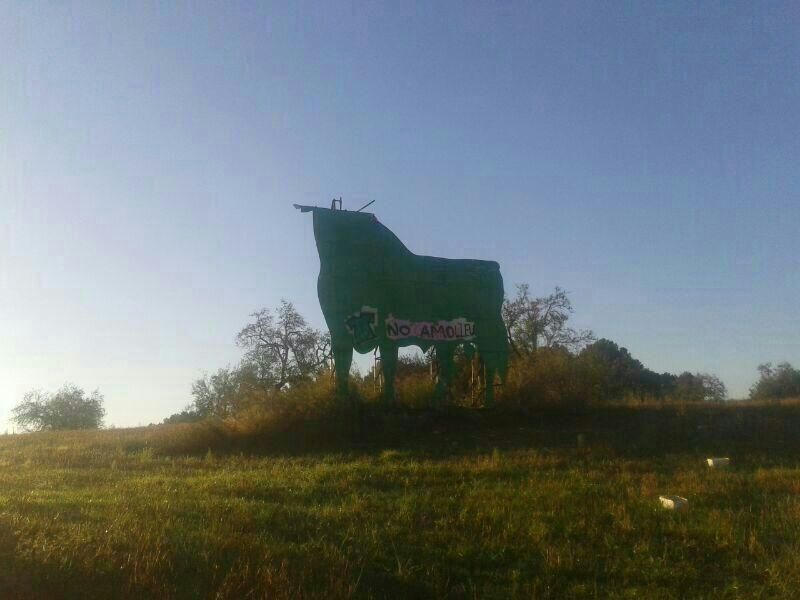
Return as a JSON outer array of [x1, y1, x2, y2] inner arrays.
[[2, 399, 800, 598]]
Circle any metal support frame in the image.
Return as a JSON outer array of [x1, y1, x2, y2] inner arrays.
[[373, 347, 382, 393]]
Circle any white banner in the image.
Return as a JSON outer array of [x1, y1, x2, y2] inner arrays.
[[385, 315, 475, 341]]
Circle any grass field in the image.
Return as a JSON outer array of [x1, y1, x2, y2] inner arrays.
[[2, 403, 800, 598]]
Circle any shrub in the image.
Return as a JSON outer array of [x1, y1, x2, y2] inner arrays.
[[152, 376, 346, 455], [500, 348, 591, 410], [395, 375, 438, 409]]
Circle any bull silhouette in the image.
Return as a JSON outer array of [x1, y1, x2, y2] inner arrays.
[[295, 204, 508, 405]]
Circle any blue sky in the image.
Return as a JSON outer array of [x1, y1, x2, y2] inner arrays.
[[1, 2, 798, 428]]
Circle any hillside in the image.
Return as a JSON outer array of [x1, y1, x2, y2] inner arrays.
[[2, 403, 800, 598]]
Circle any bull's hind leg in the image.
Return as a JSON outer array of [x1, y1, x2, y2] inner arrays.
[[434, 344, 455, 406], [332, 339, 353, 401], [482, 351, 502, 408], [479, 318, 507, 408], [379, 343, 398, 405]]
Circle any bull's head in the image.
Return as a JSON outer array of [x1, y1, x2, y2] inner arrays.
[[295, 203, 407, 258], [293, 203, 379, 230], [293, 203, 374, 216]]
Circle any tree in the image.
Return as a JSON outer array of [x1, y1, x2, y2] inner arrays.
[[11, 384, 105, 432], [578, 338, 647, 400], [162, 408, 203, 425], [187, 364, 266, 419], [190, 367, 243, 418], [577, 338, 671, 401], [575, 339, 728, 402], [750, 362, 800, 401], [502, 285, 595, 356], [167, 302, 332, 424], [698, 373, 727, 403], [235, 300, 331, 390], [671, 372, 727, 402]]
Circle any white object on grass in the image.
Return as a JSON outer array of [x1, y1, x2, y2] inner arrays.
[[706, 457, 730, 468], [659, 495, 689, 511]]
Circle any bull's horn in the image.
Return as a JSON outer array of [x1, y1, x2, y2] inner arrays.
[[293, 204, 315, 213]]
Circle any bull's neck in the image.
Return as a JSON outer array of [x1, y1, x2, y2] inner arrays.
[[312, 214, 412, 267]]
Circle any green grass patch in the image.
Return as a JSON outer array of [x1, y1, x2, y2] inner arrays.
[[2, 403, 800, 598]]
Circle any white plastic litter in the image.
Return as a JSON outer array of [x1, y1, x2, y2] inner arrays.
[[706, 457, 730, 468], [659, 495, 689, 511]]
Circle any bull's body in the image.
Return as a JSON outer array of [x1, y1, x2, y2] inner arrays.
[[296, 204, 508, 405]]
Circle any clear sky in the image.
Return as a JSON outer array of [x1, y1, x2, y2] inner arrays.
[[2, 2, 798, 429]]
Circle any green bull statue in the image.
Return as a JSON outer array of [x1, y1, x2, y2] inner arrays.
[[295, 203, 508, 405]]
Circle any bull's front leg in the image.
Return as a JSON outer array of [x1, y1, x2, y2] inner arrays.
[[379, 343, 398, 405], [332, 339, 353, 401]]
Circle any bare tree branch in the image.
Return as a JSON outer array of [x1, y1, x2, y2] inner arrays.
[[502, 285, 595, 355], [235, 300, 330, 390]]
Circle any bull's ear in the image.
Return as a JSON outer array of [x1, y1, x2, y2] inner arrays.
[[293, 204, 315, 213]]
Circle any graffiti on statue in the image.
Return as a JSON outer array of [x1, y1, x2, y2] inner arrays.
[[345, 306, 378, 348]]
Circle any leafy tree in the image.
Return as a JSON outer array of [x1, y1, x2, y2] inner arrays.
[[750, 362, 800, 401], [576, 340, 726, 402], [670, 372, 727, 402], [11, 384, 105, 432], [502, 285, 594, 356], [236, 300, 331, 390], [578, 339, 652, 400], [580, 339, 644, 383], [162, 408, 203, 425], [190, 367, 244, 418], [698, 373, 727, 402], [186, 364, 267, 419], [673, 372, 704, 402]]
